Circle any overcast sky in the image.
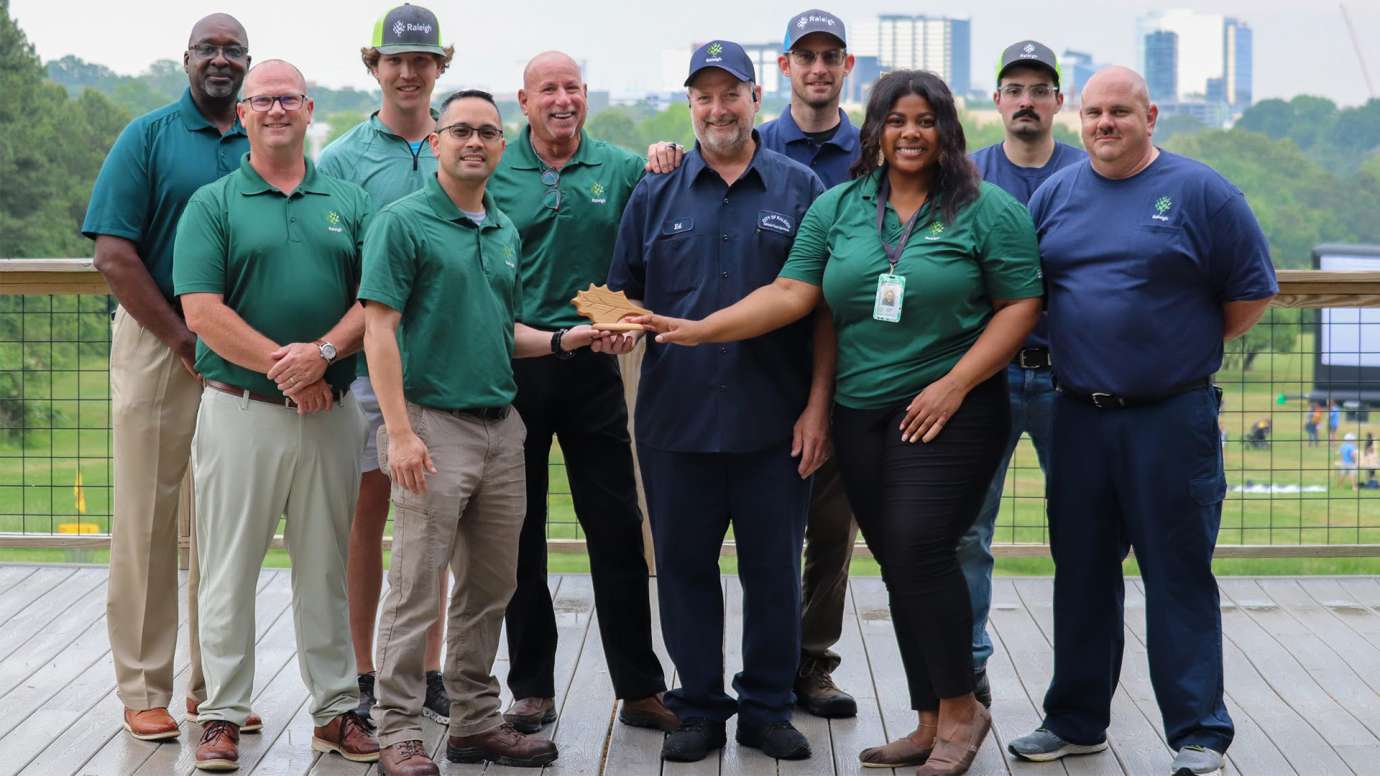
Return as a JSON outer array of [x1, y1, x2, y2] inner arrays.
[[12, 0, 1380, 105]]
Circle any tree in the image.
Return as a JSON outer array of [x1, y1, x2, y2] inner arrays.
[[321, 111, 365, 148], [585, 108, 641, 152]]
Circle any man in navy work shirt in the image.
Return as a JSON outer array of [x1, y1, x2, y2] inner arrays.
[[608, 40, 825, 764], [961, 39, 1085, 708], [1008, 67, 1277, 776]]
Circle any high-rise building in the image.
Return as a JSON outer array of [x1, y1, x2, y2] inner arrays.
[[1223, 17, 1252, 107], [849, 14, 972, 95], [1136, 10, 1252, 108], [1144, 30, 1179, 103], [1062, 49, 1107, 105]]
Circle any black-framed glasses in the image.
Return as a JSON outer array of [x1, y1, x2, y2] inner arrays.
[[789, 48, 846, 67], [541, 168, 561, 211], [189, 44, 248, 61], [436, 123, 504, 142], [999, 84, 1058, 100], [240, 93, 306, 112]]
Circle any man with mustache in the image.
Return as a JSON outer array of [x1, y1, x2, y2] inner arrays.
[[959, 39, 1085, 709], [488, 50, 674, 736], [83, 12, 265, 741], [608, 40, 825, 764]]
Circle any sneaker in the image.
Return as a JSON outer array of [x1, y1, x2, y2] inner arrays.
[[422, 671, 451, 724], [194, 721, 239, 771], [974, 669, 992, 708], [447, 721, 558, 767], [661, 718, 727, 762], [1007, 727, 1108, 762], [1171, 745, 1225, 776], [355, 673, 377, 729], [736, 720, 811, 760], [794, 657, 858, 718]]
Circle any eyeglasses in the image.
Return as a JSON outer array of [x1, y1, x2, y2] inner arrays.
[[190, 44, 248, 61], [541, 168, 561, 211], [240, 94, 306, 112], [999, 84, 1058, 100], [436, 123, 505, 142], [788, 49, 846, 67]]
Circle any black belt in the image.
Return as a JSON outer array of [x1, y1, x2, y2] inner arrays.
[[1058, 378, 1212, 409], [444, 406, 511, 421], [206, 379, 348, 407], [1015, 347, 1051, 369]]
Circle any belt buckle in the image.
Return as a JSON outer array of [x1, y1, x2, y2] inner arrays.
[[1090, 391, 1121, 409], [1019, 349, 1039, 369]]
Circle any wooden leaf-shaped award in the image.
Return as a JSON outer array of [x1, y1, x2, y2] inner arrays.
[[571, 284, 652, 331]]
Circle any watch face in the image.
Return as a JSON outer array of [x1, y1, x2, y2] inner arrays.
[[320, 342, 337, 360]]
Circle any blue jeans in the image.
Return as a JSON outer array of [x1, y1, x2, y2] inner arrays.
[[957, 363, 1055, 672]]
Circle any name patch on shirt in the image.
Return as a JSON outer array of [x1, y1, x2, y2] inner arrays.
[[758, 210, 794, 235], [663, 217, 695, 236]]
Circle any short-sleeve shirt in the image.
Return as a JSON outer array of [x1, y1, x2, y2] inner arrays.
[[358, 175, 524, 411], [607, 136, 826, 453], [1028, 150, 1279, 397], [971, 140, 1086, 352], [757, 108, 860, 189], [172, 155, 371, 399], [780, 174, 1043, 409], [82, 89, 248, 302], [490, 127, 646, 329]]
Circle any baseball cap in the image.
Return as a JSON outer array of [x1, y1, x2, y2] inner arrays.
[[371, 4, 445, 56], [783, 9, 847, 50], [685, 40, 755, 86], [996, 40, 1060, 87]]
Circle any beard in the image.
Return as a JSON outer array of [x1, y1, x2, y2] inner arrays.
[[201, 74, 238, 100], [695, 120, 751, 156]]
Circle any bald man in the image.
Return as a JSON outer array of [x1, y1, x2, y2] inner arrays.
[[1008, 67, 1276, 776], [489, 51, 674, 734], [173, 60, 379, 770], [83, 12, 266, 741]]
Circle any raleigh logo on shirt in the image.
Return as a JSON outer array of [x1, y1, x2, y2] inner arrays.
[[1153, 195, 1174, 221], [503, 242, 517, 267], [325, 210, 343, 233], [925, 221, 945, 240], [589, 181, 607, 204]]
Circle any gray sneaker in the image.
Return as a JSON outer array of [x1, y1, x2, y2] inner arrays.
[[1007, 728, 1108, 762], [1170, 745, 1224, 776]]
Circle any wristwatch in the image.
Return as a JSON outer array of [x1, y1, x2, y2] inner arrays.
[[551, 328, 576, 360], [316, 340, 338, 364]]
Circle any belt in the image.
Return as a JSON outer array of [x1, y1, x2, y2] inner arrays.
[[442, 406, 511, 421], [205, 379, 347, 407], [1057, 378, 1212, 409], [1015, 347, 1051, 369]]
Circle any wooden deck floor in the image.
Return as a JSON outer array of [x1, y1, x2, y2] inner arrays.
[[3, 566, 1380, 775]]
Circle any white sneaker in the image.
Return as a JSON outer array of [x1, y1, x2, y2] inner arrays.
[[1170, 745, 1225, 776]]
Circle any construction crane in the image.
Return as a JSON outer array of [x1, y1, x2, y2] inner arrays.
[[1341, 3, 1376, 99]]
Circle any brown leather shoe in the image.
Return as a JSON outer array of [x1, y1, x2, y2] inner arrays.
[[619, 693, 679, 731], [194, 721, 239, 771], [447, 721, 558, 767], [122, 707, 180, 741], [859, 725, 934, 768], [312, 711, 380, 762], [186, 698, 263, 733], [916, 706, 992, 776], [502, 697, 556, 734], [379, 739, 439, 776]]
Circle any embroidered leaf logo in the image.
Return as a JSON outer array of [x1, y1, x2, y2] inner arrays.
[[326, 211, 341, 226], [571, 284, 652, 327], [708, 42, 724, 56], [590, 182, 606, 197], [928, 221, 945, 237], [1155, 196, 1173, 215]]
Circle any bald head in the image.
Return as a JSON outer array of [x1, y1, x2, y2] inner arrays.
[[523, 51, 583, 90], [188, 13, 247, 48], [1082, 66, 1150, 111], [1079, 65, 1158, 178], [520, 50, 588, 147], [184, 13, 249, 103], [244, 59, 308, 95]]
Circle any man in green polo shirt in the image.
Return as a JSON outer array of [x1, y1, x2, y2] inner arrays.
[[81, 12, 264, 742], [317, 2, 453, 728], [360, 89, 618, 776], [487, 49, 674, 735], [173, 60, 380, 772]]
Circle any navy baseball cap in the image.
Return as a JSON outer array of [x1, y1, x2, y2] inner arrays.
[[685, 40, 756, 86], [783, 9, 846, 50], [996, 40, 1061, 87], [371, 4, 445, 56]]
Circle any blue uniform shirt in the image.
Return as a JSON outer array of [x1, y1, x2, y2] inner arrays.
[[1029, 150, 1278, 397], [757, 108, 859, 189], [608, 135, 826, 453], [972, 140, 1086, 352]]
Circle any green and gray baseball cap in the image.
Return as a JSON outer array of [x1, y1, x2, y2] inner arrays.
[[371, 4, 445, 55]]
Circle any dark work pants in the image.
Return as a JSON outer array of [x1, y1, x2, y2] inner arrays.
[[1042, 387, 1233, 753], [505, 350, 666, 701], [832, 374, 1008, 711], [799, 459, 857, 670], [639, 443, 811, 728]]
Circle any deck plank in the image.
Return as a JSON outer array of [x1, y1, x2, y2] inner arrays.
[[543, 580, 617, 776], [602, 576, 673, 776], [983, 579, 1065, 776], [827, 581, 894, 776]]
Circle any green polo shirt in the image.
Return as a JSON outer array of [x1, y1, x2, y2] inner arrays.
[[318, 110, 440, 376], [780, 174, 1042, 409], [358, 175, 524, 410], [82, 89, 248, 301], [172, 154, 372, 400], [489, 127, 645, 329]]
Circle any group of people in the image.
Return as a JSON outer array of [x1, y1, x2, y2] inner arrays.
[[82, 4, 1277, 776]]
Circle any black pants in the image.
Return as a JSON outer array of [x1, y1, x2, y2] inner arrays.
[[832, 374, 1009, 710], [505, 350, 666, 700]]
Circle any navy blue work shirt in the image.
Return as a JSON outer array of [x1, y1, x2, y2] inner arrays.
[[972, 140, 1086, 352], [608, 135, 826, 454], [758, 108, 859, 189], [1029, 150, 1278, 397]]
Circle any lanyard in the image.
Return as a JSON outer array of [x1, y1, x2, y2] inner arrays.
[[874, 177, 928, 274]]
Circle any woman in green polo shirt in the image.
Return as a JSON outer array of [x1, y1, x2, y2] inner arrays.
[[634, 70, 1041, 775]]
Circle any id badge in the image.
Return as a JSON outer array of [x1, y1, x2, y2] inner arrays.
[[873, 273, 905, 323]]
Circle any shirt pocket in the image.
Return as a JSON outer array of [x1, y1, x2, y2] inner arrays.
[[648, 225, 702, 297]]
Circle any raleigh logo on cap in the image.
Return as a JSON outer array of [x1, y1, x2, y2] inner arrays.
[[1022, 43, 1036, 55], [708, 42, 723, 56], [797, 14, 837, 28]]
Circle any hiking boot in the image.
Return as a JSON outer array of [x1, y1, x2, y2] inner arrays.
[[619, 693, 679, 731], [736, 720, 811, 760], [379, 739, 439, 776], [311, 711, 380, 762], [661, 718, 727, 762], [194, 721, 239, 771], [1007, 727, 1108, 762], [794, 657, 858, 718], [355, 673, 377, 729], [1170, 745, 1225, 776], [447, 721, 558, 767], [422, 671, 450, 724], [502, 697, 556, 734]]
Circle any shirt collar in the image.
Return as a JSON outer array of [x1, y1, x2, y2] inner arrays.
[[423, 174, 503, 229], [237, 153, 330, 196], [368, 108, 441, 139], [775, 107, 858, 153], [509, 125, 602, 171], [686, 129, 770, 190], [178, 88, 245, 136]]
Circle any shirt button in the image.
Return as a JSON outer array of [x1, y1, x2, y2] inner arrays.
[[722, 198, 729, 205], [720, 346, 727, 354], [720, 271, 728, 278], [721, 234, 728, 241], [719, 384, 727, 390]]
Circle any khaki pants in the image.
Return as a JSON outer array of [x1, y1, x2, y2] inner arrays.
[[107, 305, 205, 710], [192, 387, 364, 726], [374, 404, 526, 746]]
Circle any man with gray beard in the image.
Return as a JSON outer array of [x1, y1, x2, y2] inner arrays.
[[607, 39, 825, 764]]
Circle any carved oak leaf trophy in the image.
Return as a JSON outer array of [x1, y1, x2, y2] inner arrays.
[[571, 284, 652, 331]]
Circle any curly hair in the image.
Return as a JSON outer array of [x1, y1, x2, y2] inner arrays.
[[360, 45, 455, 76], [849, 70, 979, 224]]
